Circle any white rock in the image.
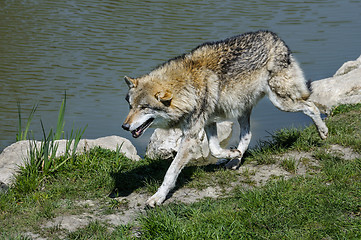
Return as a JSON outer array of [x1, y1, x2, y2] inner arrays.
[[0, 136, 140, 186], [145, 121, 233, 165], [334, 55, 361, 76], [310, 55, 361, 114]]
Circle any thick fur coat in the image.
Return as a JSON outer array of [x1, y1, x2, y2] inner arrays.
[[122, 30, 328, 207]]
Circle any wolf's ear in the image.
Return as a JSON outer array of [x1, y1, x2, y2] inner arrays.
[[155, 90, 173, 106], [124, 76, 138, 88]]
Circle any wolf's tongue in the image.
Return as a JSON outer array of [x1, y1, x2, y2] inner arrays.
[[131, 129, 142, 138], [130, 118, 154, 138]]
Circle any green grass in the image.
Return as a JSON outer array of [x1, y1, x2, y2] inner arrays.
[[326, 104, 361, 152], [280, 158, 297, 173], [141, 168, 361, 239], [1, 103, 360, 239], [12, 94, 87, 197]]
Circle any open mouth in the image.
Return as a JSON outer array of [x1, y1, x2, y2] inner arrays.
[[131, 118, 154, 138]]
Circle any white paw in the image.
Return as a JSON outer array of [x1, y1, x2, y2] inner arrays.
[[146, 192, 166, 208], [319, 126, 328, 140], [228, 149, 242, 159]]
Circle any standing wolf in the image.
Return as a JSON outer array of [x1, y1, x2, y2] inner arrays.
[[122, 30, 328, 207]]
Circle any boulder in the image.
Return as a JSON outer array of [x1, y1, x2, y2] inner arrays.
[[61, 136, 141, 161], [309, 55, 361, 114], [146, 121, 233, 165], [0, 136, 140, 187], [334, 55, 361, 77]]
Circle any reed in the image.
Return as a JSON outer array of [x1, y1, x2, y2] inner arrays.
[[15, 93, 87, 189], [16, 102, 38, 142]]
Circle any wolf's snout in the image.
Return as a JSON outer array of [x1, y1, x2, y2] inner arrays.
[[122, 123, 130, 131]]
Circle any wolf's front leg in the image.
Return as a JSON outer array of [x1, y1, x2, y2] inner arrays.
[[146, 136, 196, 207]]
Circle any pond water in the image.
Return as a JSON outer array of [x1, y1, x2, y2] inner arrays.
[[1, 0, 361, 156]]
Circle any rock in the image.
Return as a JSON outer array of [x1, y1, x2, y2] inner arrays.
[[334, 55, 361, 76], [69, 136, 141, 161], [146, 121, 233, 164], [309, 54, 361, 114], [0, 136, 140, 187], [0, 140, 31, 186], [146, 128, 183, 160], [0, 181, 9, 194]]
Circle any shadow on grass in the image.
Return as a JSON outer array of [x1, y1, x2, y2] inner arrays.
[[108, 127, 315, 199], [108, 158, 226, 199]]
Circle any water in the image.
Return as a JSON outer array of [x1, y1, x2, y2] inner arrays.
[[1, 0, 361, 155]]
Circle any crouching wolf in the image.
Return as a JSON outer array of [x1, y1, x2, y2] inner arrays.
[[122, 30, 328, 207]]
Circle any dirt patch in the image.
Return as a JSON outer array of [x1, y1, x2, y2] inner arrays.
[[327, 144, 360, 160]]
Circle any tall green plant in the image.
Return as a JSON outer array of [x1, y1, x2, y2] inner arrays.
[[65, 125, 88, 162], [54, 92, 66, 140], [18, 92, 87, 188], [26, 121, 59, 175], [16, 102, 38, 141]]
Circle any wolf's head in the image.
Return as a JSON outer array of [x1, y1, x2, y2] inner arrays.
[[122, 76, 174, 138]]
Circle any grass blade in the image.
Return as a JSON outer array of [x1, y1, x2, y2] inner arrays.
[[72, 124, 87, 159], [16, 102, 38, 141], [55, 92, 66, 140], [16, 102, 22, 141], [24, 104, 38, 141]]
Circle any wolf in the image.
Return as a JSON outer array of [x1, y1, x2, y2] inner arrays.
[[122, 30, 328, 207]]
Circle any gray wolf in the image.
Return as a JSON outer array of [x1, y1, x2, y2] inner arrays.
[[122, 30, 328, 207]]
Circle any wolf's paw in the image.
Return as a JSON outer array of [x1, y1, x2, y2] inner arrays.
[[228, 149, 242, 159], [225, 158, 241, 170], [146, 192, 166, 208], [319, 126, 328, 140], [212, 149, 241, 159]]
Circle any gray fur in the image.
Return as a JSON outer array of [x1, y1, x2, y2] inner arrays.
[[122, 30, 328, 207]]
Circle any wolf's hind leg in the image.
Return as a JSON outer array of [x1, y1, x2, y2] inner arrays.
[[267, 90, 328, 139], [225, 109, 252, 169], [205, 122, 241, 159], [267, 57, 328, 139], [237, 108, 252, 154], [300, 100, 328, 139]]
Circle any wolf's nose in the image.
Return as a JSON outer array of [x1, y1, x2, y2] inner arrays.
[[122, 123, 130, 131]]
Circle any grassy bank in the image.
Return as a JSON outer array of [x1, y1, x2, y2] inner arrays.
[[0, 104, 360, 239]]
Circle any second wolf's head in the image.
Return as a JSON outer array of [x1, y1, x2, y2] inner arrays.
[[122, 76, 175, 138]]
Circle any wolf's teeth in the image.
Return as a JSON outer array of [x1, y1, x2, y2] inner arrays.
[[130, 118, 154, 138]]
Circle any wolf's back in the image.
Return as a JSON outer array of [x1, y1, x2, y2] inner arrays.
[[184, 30, 291, 76]]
